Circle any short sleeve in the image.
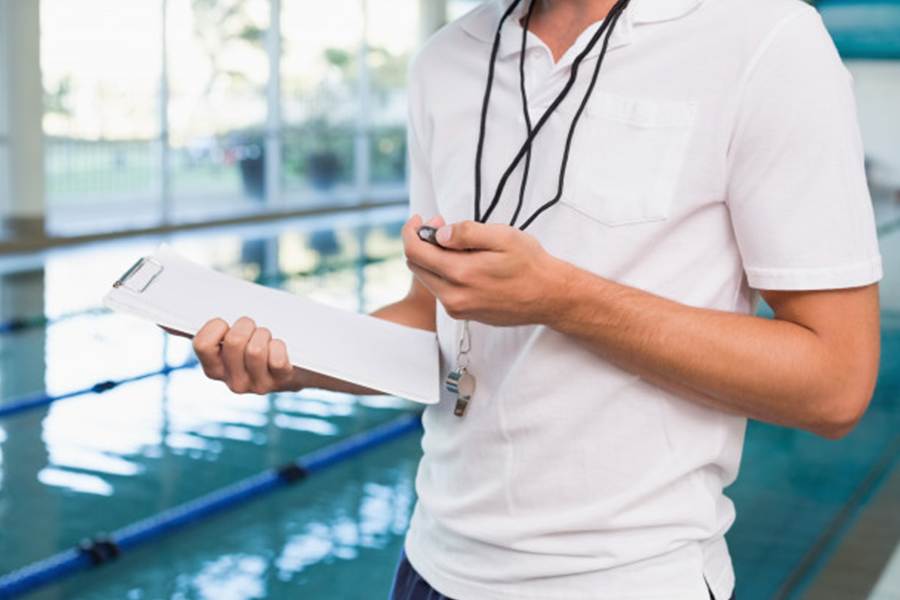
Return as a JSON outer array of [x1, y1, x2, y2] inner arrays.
[[726, 7, 883, 291], [406, 57, 440, 220]]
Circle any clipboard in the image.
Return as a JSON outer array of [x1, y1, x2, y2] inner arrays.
[[103, 244, 441, 404]]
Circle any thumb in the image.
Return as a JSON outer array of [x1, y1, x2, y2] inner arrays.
[[435, 220, 510, 251]]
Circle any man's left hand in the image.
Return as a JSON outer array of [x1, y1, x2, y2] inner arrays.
[[402, 215, 571, 326]]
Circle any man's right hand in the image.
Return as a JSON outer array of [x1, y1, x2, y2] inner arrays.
[[193, 316, 301, 394]]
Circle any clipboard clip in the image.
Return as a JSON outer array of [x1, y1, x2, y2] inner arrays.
[[113, 257, 163, 293]]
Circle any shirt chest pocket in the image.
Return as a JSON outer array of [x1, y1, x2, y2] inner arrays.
[[565, 92, 698, 226]]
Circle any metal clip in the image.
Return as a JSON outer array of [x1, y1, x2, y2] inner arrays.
[[112, 257, 163, 293]]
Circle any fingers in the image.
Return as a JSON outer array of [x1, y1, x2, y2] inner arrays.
[[403, 215, 471, 284], [407, 261, 456, 301], [194, 316, 294, 394], [244, 326, 274, 392], [436, 220, 513, 251], [193, 318, 229, 380], [401, 214, 424, 242], [409, 262, 474, 320], [402, 214, 446, 249], [221, 317, 256, 393], [268, 339, 295, 384]]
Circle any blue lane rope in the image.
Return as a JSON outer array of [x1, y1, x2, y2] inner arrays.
[[0, 411, 423, 599], [0, 359, 199, 419]]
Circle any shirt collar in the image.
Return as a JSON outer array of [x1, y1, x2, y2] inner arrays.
[[461, 0, 704, 57]]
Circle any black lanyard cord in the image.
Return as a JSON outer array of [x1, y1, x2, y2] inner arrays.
[[474, 0, 632, 230], [518, 0, 629, 230], [474, 0, 524, 223], [509, 0, 538, 228]]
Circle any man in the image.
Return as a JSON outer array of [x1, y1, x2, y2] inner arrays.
[[191, 0, 883, 598]]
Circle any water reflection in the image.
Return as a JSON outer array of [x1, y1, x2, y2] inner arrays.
[[0, 266, 59, 594], [191, 554, 268, 600], [0, 268, 47, 399], [0, 215, 415, 588], [274, 395, 356, 418], [37, 468, 115, 497], [47, 447, 145, 477], [44, 436, 419, 600], [272, 414, 340, 437]]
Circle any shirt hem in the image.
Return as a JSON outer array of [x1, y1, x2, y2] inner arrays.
[[404, 528, 731, 600], [701, 536, 736, 600]]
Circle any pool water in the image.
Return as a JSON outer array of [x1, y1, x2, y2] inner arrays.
[[0, 204, 897, 599]]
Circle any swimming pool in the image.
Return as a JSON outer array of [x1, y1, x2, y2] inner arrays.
[[0, 205, 897, 599]]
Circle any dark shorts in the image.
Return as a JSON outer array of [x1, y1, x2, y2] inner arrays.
[[389, 550, 735, 600]]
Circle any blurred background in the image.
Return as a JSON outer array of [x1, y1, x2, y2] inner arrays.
[[8, 0, 480, 238], [0, 0, 897, 599]]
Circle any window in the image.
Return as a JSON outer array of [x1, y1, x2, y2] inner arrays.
[[167, 0, 271, 221], [41, 0, 163, 234], [38, 0, 432, 237], [281, 0, 364, 203]]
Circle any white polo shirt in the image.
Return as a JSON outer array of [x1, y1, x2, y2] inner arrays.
[[403, 0, 883, 599]]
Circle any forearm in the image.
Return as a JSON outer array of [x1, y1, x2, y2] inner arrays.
[[547, 262, 862, 437], [295, 287, 436, 394]]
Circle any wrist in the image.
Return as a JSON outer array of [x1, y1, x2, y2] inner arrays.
[[537, 257, 584, 329]]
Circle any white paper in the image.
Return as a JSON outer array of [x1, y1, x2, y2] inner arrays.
[[103, 244, 440, 404]]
